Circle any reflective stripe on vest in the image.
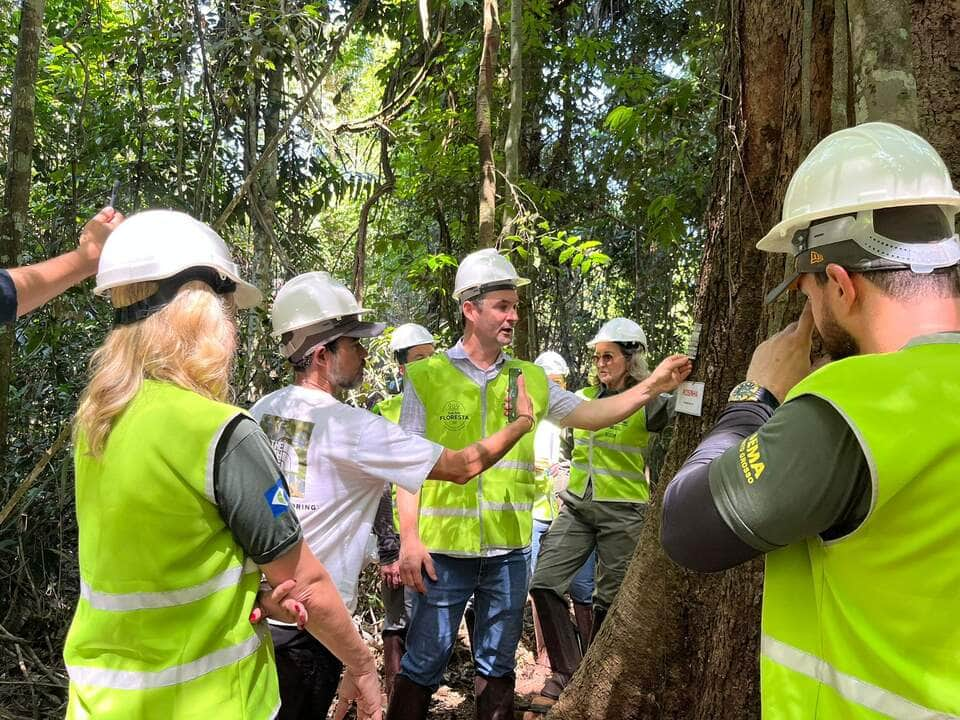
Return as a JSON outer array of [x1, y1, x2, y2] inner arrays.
[[567, 386, 650, 503], [407, 354, 549, 555], [761, 341, 960, 718], [761, 635, 960, 720], [66, 381, 279, 719]]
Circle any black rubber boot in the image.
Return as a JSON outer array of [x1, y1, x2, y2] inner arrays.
[[474, 674, 516, 720], [529, 589, 583, 701], [591, 605, 608, 644], [386, 675, 433, 720], [572, 601, 593, 654]]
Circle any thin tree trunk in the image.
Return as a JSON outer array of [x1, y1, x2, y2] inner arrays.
[[548, 0, 836, 715], [476, 0, 501, 248], [501, 0, 522, 239], [0, 0, 46, 461]]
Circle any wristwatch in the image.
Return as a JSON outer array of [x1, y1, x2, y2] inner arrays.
[[728, 380, 780, 410]]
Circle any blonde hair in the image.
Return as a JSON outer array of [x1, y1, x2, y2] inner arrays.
[[75, 280, 237, 456]]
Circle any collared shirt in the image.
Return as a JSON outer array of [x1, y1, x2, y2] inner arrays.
[[399, 339, 583, 436], [399, 339, 584, 557]]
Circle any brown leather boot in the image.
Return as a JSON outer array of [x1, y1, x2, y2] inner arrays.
[[382, 631, 406, 700], [386, 675, 433, 720], [474, 674, 515, 720], [572, 601, 593, 654], [529, 589, 582, 702]]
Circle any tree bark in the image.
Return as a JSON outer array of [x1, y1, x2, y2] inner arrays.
[[911, 0, 960, 185], [476, 0, 501, 248], [501, 0, 522, 240], [548, 0, 836, 715], [0, 0, 46, 461]]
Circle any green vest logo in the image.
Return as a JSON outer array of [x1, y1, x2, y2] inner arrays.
[[440, 400, 470, 430]]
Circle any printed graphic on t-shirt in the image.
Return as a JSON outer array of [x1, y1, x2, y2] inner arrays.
[[260, 414, 314, 497]]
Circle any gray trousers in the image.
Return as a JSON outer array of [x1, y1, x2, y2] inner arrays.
[[529, 482, 646, 609], [383, 582, 414, 635]]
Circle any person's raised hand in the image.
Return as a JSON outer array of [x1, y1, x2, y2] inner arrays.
[[78, 206, 125, 275], [746, 301, 816, 402], [503, 374, 535, 431], [648, 354, 694, 394]]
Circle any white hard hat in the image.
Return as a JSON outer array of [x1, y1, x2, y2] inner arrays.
[[534, 351, 569, 376], [271, 271, 374, 337], [271, 272, 385, 359], [587, 318, 647, 351], [758, 122, 960, 254], [389, 323, 435, 351], [95, 209, 262, 309], [453, 248, 529, 302]]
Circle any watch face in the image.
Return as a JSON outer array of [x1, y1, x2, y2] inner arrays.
[[729, 381, 762, 402]]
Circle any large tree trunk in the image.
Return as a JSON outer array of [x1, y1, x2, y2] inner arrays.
[[548, 0, 836, 715], [476, 0, 500, 248], [0, 0, 46, 461], [550, 0, 959, 717]]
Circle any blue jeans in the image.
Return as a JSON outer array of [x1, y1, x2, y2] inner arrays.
[[530, 519, 596, 605], [400, 549, 530, 687]]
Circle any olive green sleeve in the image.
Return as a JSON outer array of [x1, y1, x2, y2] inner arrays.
[[708, 395, 872, 552], [214, 416, 303, 565]]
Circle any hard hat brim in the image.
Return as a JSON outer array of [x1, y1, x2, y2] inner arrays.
[[453, 277, 530, 302], [95, 267, 262, 309], [758, 197, 960, 254]]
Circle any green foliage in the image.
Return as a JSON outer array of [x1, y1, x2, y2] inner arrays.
[[0, 0, 721, 713]]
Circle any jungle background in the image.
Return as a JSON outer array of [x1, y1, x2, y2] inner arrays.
[[0, 0, 956, 718]]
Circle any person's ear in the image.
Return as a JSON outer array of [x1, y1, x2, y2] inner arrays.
[[825, 263, 857, 313], [462, 300, 479, 323]]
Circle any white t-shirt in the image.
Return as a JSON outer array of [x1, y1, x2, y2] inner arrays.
[[250, 385, 443, 612]]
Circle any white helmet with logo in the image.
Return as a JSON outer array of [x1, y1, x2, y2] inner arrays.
[[453, 248, 529, 302], [758, 122, 960, 254], [534, 351, 569, 376], [95, 209, 262, 310], [389, 323, 435, 351], [587, 318, 647, 351]]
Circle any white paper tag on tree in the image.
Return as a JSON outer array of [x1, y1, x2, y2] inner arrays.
[[675, 381, 705, 416]]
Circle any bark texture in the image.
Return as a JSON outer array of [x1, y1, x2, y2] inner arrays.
[[476, 0, 501, 248], [548, 0, 836, 715], [0, 0, 46, 459]]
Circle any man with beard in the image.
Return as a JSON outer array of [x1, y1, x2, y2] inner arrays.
[[661, 122, 960, 717], [389, 249, 693, 719], [249, 272, 538, 720]]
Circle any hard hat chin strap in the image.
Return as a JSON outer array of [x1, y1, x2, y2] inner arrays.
[[113, 268, 237, 325]]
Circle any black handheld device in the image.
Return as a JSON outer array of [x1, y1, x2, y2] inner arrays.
[[508, 367, 521, 421], [108, 180, 120, 209]]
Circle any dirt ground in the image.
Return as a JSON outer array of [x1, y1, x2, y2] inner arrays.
[[342, 603, 551, 720]]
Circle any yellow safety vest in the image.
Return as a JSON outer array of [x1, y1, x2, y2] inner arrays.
[[372, 393, 403, 531], [567, 386, 650, 503], [65, 380, 279, 719], [406, 354, 549, 556], [762, 340, 960, 718]]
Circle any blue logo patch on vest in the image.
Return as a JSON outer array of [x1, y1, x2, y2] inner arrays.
[[264, 478, 290, 517]]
